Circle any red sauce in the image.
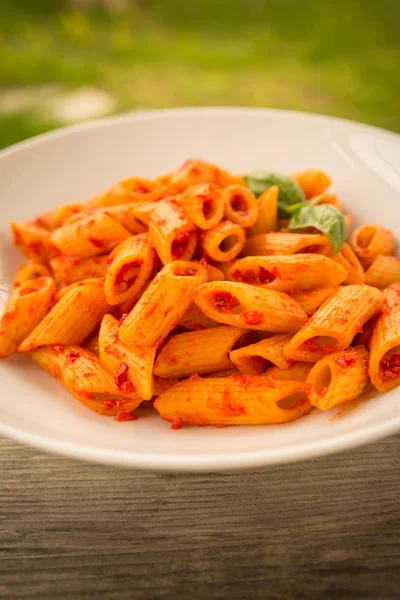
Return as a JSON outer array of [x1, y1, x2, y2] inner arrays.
[[102, 399, 121, 410], [232, 266, 275, 285], [83, 372, 92, 378], [287, 358, 296, 366], [171, 230, 191, 259], [119, 313, 128, 326], [188, 373, 201, 381], [219, 389, 246, 416], [230, 194, 248, 214], [380, 353, 400, 381], [114, 362, 135, 394], [174, 266, 197, 277], [65, 351, 80, 365], [115, 411, 138, 422], [243, 311, 263, 326], [88, 236, 104, 248], [233, 374, 253, 389], [171, 417, 184, 429], [302, 338, 337, 355], [168, 355, 179, 365], [335, 355, 356, 369], [52, 344, 65, 353], [29, 240, 44, 255], [212, 291, 240, 312], [1, 310, 17, 324], [271, 266, 282, 279], [114, 260, 142, 289]]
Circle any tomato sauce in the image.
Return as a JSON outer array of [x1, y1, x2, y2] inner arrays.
[[65, 351, 80, 365], [114, 362, 135, 393], [212, 291, 240, 312]]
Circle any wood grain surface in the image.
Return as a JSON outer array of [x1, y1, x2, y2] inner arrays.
[[1, 434, 399, 600]]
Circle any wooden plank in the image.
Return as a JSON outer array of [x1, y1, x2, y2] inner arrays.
[[0, 434, 399, 599]]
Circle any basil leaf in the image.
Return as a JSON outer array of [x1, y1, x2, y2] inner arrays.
[[244, 170, 306, 218], [288, 203, 347, 254]]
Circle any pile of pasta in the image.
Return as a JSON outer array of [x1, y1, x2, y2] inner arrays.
[[1, 158, 399, 427]]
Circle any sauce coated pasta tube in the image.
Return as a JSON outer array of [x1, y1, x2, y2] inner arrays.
[[229, 254, 347, 293], [119, 260, 208, 347], [247, 185, 278, 236], [369, 283, 400, 392], [11, 222, 59, 262], [292, 169, 331, 199], [85, 204, 147, 235], [201, 220, 246, 262], [89, 177, 167, 207], [230, 334, 292, 374], [149, 199, 197, 265], [99, 314, 156, 400], [333, 243, 365, 284], [351, 223, 394, 268], [221, 185, 258, 228], [0, 276, 56, 357], [305, 346, 369, 410], [154, 375, 311, 426], [193, 281, 307, 332], [104, 234, 155, 305], [242, 232, 333, 257], [365, 256, 400, 288], [32, 345, 142, 416], [180, 183, 224, 230], [154, 326, 249, 378], [19, 279, 110, 352], [290, 287, 338, 317], [13, 262, 51, 285], [51, 213, 131, 258], [284, 285, 384, 362], [267, 362, 313, 382], [169, 159, 219, 190], [49, 255, 109, 287], [33, 203, 84, 230]]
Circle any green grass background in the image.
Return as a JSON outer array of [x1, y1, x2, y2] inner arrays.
[[1, 0, 399, 149]]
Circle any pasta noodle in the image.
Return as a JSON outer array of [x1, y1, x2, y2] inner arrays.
[[1, 159, 398, 425], [154, 375, 311, 426]]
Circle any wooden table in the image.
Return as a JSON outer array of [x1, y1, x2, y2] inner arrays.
[[1, 434, 399, 599]]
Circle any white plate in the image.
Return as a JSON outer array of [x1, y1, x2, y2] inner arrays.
[[1, 107, 400, 471]]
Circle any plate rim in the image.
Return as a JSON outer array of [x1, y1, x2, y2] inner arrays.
[[1, 106, 400, 470]]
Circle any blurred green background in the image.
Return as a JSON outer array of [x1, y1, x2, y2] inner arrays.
[[1, 0, 399, 150]]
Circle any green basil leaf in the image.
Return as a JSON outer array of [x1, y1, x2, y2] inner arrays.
[[244, 170, 306, 218], [288, 203, 347, 254]]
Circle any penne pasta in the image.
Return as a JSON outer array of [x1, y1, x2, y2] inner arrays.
[[54, 278, 104, 301], [201, 220, 246, 262], [32, 203, 84, 230], [292, 169, 331, 199], [119, 260, 208, 347], [365, 255, 400, 288], [104, 234, 155, 305], [247, 185, 278, 236], [149, 199, 197, 265], [49, 255, 109, 287], [229, 254, 347, 292], [180, 183, 224, 230], [13, 262, 51, 286], [32, 345, 142, 417], [130, 201, 159, 227], [84, 204, 147, 235], [221, 185, 258, 228], [230, 334, 293, 374], [351, 223, 395, 268], [267, 362, 313, 382], [193, 281, 307, 332], [242, 232, 333, 257], [169, 158, 219, 190], [83, 335, 99, 356], [154, 326, 249, 378], [290, 287, 338, 317], [305, 346, 369, 410], [333, 242, 365, 284], [178, 303, 222, 330], [283, 285, 384, 362], [18, 279, 110, 352], [0, 276, 56, 358], [369, 283, 400, 392], [89, 177, 167, 207], [311, 193, 343, 212], [51, 213, 131, 258], [11, 221, 59, 262], [99, 314, 156, 400], [154, 375, 311, 426]]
